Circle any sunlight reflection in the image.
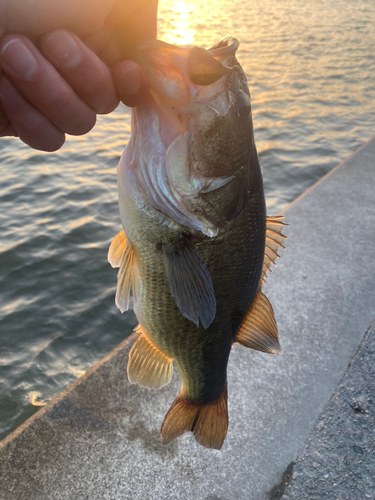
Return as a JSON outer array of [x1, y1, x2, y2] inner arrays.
[[162, 0, 196, 45], [68, 366, 86, 378], [27, 391, 47, 407]]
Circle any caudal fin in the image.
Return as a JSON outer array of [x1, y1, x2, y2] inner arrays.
[[161, 386, 228, 449]]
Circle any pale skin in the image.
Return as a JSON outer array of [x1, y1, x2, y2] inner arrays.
[[0, 0, 158, 151]]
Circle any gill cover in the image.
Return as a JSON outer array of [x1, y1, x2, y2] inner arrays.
[[128, 37, 257, 237]]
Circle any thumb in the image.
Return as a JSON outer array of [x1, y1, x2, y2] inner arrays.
[[1, 0, 115, 37]]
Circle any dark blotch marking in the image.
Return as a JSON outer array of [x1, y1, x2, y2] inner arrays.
[[205, 496, 231, 500], [350, 402, 366, 413], [45, 398, 109, 431], [266, 461, 295, 500], [126, 420, 178, 460], [353, 445, 364, 455]]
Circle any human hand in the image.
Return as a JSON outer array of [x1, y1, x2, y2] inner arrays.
[[0, 0, 157, 151]]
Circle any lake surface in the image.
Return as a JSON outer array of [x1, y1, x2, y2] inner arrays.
[[0, 0, 374, 440]]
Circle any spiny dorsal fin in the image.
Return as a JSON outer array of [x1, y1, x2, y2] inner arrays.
[[161, 386, 228, 450], [115, 242, 139, 313], [162, 237, 216, 329], [108, 230, 127, 268], [236, 290, 282, 355], [261, 216, 287, 286], [127, 325, 173, 389]]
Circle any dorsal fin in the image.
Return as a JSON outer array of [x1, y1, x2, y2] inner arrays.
[[108, 230, 127, 268], [261, 216, 287, 286], [236, 290, 282, 355], [115, 242, 139, 313], [128, 325, 173, 389], [162, 237, 216, 329]]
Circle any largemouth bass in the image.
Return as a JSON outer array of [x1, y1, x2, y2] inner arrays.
[[108, 37, 286, 449]]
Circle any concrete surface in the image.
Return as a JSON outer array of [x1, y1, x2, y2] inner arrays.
[[0, 137, 374, 500], [280, 320, 375, 500]]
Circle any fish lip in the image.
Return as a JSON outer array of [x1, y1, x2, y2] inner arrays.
[[208, 37, 240, 57]]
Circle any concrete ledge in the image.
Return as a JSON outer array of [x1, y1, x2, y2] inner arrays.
[[281, 320, 375, 500], [1, 137, 375, 500]]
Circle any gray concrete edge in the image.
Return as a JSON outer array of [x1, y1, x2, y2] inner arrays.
[[0, 333, 136, 451]]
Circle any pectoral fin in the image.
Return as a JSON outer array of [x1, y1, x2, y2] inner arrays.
[[261, 216, 287, 285], [128, 325, 173, 389], [237, 290, 282, 354], [115, 242, 139, 313], [108, 230, 127, 268], [163, 237, 216, 329]]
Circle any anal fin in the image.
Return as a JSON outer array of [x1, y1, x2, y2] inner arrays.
[[127, 325, 173, 389], [237, 290, 282, 355], [161, 386, 228, 450], [163, 237, 216, 329]]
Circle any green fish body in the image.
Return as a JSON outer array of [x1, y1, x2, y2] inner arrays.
[[109, 37, 285, 449]]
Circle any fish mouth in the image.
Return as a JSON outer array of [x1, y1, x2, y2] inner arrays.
[[208, 36, 240, 57]]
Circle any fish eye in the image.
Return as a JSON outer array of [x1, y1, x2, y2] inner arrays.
[[188, 47, 231, 86]]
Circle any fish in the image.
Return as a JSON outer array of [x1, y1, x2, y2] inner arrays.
[[108, 36, 286, 449]]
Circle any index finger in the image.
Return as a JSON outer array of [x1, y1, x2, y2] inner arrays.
[[0, 35, 96, 136]]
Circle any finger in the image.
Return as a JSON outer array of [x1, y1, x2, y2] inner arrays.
[[39, 29, 119, 114], [0, 76, 65, 151], [112, 61, 149, 107], [109, 0, 158, 38], [0, 99, 18, 136], [0, 34, 96, 135], [102, 0, 158, 64], [83, 26, 124, 68], [82, 29, 150, 107]]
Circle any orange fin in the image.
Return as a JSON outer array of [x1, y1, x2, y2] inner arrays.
[[115, 241, 139, 313], [237, 290, 282, 355], [127, 325, 173, 389], [161, 386, 228, 450], [108, 230, 127, 268], [261, 216, 287, 285]]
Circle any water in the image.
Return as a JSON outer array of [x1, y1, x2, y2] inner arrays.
[[0, 0, 374, 441]]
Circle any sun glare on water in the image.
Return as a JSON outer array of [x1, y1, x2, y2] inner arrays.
[[158, 0, 236, 50], [159, 0, 196, 45]]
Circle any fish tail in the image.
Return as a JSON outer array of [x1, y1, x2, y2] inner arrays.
[[161, 386, 228, 450]]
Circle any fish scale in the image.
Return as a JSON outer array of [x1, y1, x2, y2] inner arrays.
[[131, 174, 264, 402]]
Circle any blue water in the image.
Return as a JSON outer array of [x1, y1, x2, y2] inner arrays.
[[1, 0, 375, 440]]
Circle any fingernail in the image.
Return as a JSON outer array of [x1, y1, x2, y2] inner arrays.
[[44, 30, 81, 68], [119, 62, 141, 95], [1, 39, 37, 79]]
